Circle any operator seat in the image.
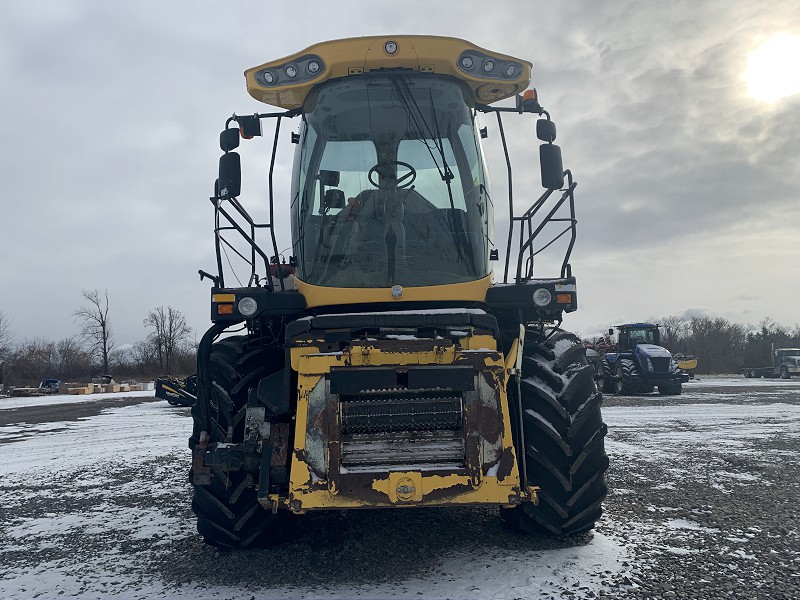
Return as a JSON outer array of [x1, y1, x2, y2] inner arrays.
[[350, 189, 407, 286]]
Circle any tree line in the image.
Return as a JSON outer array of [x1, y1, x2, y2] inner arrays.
[[0, 289, 195, 387], [2, 296, 798, 386], [624, 315, 800, 375]]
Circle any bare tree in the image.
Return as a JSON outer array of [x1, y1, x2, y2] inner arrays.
[[5, 337, 56, 386], [73, 289, 114, 374], [54, 337, 92, 380], [658, 315, 689, 352], [0, 310, 13, 359], [143, 306, 192, 374], [684, 316, 747, 374]]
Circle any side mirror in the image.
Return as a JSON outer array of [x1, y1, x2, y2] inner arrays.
[[220, 128, 240, 152], [218, 152, 241, 198], [237, 115, 262, 139], [536, 119, 557, 142], [324, 188, 345, 210], [318, 169, 340, 187], [540, 144, 564, 189], [608, 328, 614, 336]]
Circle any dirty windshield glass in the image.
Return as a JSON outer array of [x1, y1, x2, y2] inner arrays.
[[628, 328, 658, 346], [290, 74, 492, 288]]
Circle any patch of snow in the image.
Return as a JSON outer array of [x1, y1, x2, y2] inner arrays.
[[0, 389, 155, 411], [552, 338, 574, 358], [664, 518, 719, 533]]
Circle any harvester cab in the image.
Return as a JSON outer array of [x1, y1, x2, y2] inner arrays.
[[597, 323, 688, 396], [190, 36, 607, 549]]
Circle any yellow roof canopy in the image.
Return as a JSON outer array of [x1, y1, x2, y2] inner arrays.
[[245, 35, 532, 110]]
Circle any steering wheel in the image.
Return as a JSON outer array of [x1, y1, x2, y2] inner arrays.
[[368, 161, 417, 190]]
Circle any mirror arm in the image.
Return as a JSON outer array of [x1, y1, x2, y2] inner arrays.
[[198, 269, 220, 287]]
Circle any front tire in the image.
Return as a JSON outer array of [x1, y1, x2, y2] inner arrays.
[[781, 366, 791, 379], [600, 357, 615, 393], [190, 335, 292, 548], [615, 358, 643, 395], [503, 330, 608, 536]]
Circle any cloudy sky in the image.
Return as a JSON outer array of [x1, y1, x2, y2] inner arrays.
[[1, 0, 798, 348]]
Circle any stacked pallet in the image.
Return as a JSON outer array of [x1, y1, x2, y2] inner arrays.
[[68, 386, 92, 395]]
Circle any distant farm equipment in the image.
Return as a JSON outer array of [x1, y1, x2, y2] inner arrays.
[[38, 378, 63, 394], [155, 375, 198, 406], [673, 354, 698, 379], [743, 346, 800, 379], [587, 323, 688, 395]]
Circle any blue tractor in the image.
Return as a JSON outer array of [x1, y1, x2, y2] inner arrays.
[[595, 323, 688, 395]]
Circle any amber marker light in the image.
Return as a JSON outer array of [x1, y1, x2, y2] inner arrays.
[[217, 304, 235, 315], [556, 294, 573, 304]]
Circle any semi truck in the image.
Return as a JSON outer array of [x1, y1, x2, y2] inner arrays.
[[743, 347, 800, 379]]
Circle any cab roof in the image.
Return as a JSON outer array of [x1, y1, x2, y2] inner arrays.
[[244, 35, 532, 110]]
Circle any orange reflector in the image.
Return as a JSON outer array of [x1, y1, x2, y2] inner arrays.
[[217, 303, 235, 315], [556, 293, 572, 304], [523, 88, 538, 102], [213, 293, 235, 303]]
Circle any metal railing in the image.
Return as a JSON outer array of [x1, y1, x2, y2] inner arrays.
[[479, 106, 578, 284], [207, 111, 299, 291]]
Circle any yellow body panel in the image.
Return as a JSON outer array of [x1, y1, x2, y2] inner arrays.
[[677, 357, 698, 370], [283, 336, 529, 512], [245, 35, 532, 109], [295, 273, 492, 309]]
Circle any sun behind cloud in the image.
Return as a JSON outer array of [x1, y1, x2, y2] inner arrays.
[[743, 33, 800, 103]]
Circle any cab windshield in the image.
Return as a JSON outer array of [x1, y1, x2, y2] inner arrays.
[[290, 74, 492, 288], [627, 328, 659, 347]]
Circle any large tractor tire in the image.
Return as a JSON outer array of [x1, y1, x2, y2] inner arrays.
[[586, 350, 614, 393], [600, 357, 615, 393], [190, 335, 292, 548], [615, 358, 645, 395], [658, 381, 682, 395], [503, 330, 608, 536]]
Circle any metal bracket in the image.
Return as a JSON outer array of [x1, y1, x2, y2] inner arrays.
[[515, 324, 529, 492], [204, 444, 245, 470], [257, 438, 274, 499], [244, 406, 270, 449], [516, 324, 525, 374], [192, 431, 212, 485], [525, 485, 540, 505]]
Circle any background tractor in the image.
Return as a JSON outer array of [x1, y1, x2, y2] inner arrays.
[[189, 35, 608, 548], [591, 323, 688, 395]]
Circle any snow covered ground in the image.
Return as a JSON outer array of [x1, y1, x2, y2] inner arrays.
[[0, 389, 155, 411], [1, 377, 798, 598]]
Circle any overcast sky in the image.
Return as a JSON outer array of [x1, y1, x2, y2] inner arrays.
[[1, 0, 798, 349]]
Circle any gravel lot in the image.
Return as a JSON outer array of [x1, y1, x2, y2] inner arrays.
[[1, 377, 798, 599]]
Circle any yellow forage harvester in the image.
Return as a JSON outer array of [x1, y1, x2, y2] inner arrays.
[[189, 35, 607, 548]]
